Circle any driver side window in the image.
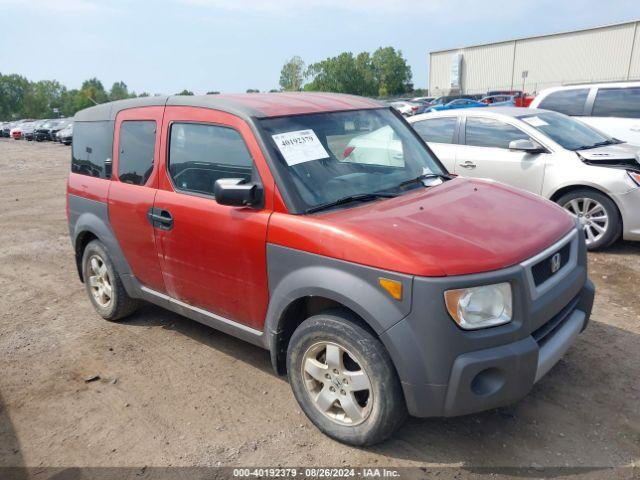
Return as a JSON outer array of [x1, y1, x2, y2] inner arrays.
[[465, 117, 530, 149], [168, 123, 253, 197]]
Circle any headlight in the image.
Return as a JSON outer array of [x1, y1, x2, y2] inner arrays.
[[444, 283, 512, 330], [628, 170, 640, 187]]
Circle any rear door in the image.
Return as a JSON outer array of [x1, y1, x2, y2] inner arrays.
[[454, 115, 547, 194], [152, 106, 274, 330], [411, 116, 459, 172], [108, 107, 166, 293]]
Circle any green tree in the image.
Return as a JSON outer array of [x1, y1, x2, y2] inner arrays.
[[73, 78, 109, 111], [176, 89, 194, 96], [279, 55, 306, 91], [371, 47, 412, 97], [109, 81, 134, 101], [0, 73, 31, 120], [206, 91, 220, 95], [246, 88, 260, 93], [23, 80, 66, 118]]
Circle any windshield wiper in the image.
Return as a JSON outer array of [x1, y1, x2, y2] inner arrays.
[[305, 192, 398, 214], [574, 139, 625, 151], [397, 172, 452, 188]]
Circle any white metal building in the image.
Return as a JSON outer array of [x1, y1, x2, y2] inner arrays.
[[428, 20, 640, 96]]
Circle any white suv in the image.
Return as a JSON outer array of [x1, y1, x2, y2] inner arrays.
[[408, 107, 640, 250], [529, 82, 640, 145]]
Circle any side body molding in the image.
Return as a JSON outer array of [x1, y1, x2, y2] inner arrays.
[[265, 243, 413, 370]]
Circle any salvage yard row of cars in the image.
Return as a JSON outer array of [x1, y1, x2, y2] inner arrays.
[[0, 117, 73, 144]]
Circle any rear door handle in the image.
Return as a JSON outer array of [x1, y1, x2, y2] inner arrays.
[[458, 161, 477, 169], [630, 125, 640, 132], [147, 207, 173, 230]]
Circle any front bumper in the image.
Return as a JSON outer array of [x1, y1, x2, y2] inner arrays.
[[617, 187, 640, 241], [381, 225, 595, 417]]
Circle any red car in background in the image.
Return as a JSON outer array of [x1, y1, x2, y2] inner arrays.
[[487, 90, 535, 107]]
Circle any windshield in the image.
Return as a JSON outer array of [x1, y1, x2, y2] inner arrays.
[[520, 111, 617, 150], [259, 108, 446, 213]]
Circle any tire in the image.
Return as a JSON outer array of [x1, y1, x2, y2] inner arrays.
[[557, 189, 621, 251], [81, 240, 139, 321], [287, 310, 406, 446]]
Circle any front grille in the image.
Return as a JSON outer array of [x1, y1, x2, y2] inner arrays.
[[532, 295, 579, 345], [531, 241, 571, 287]]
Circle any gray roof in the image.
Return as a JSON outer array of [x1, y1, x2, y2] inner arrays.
[[74, 93, 384, 122]]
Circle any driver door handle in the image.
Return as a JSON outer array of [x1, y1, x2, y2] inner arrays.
[[459, 161, 477, 169], [147, 207, 174, 230]]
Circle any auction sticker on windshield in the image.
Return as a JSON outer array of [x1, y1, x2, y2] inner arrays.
[[272, 129, 330, 166]]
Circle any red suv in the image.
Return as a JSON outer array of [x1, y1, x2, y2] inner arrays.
[[67, 93, 594, 445]]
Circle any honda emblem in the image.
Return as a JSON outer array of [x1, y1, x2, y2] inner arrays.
[[551, 253, 562, 273]]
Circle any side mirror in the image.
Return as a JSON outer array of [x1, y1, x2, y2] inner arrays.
[[213, 178, 261, 207], [509, 139, 545, 154]]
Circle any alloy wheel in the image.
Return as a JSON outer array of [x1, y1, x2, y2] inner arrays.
[[87, 255, 113, 308], [563, 197, 609, 246], [301, 341, 373, 426]]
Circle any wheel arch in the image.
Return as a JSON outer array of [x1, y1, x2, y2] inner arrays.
[[268, 295, 378, 376], [549, 184, 623, 224], [264, 245, 413, 376]]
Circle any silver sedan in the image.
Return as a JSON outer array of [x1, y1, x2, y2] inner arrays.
[[409, 107, 640, 250]]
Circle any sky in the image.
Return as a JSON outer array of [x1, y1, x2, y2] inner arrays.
[[1, 0, 639, 95]]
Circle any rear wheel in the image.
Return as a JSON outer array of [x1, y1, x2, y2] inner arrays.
[[81, 240, 139, 321], [287, 310, 406, 446], [558, 189, 621, 250]]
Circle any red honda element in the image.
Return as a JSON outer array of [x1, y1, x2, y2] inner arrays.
[[67, 93, 594, 445]]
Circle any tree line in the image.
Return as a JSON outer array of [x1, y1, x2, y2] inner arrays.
[[1, 47, 418, 121], [0, 74, 147, 121], [279, 47, 415, 97]]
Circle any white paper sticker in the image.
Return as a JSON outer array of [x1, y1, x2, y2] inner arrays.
[[271, 129, 330, 166], [522, 116, 549, 127]]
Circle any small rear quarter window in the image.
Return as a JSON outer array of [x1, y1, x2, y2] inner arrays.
[[71, 121, 114, 178]]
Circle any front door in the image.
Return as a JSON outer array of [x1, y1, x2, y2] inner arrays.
[[455, 116, 547, 194], [108, 107, 166, 293], [153, 106, 274, 330]]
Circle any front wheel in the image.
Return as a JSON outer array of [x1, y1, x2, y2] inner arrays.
[[558, 189, 621, 250], [287, 310, 406, 446]]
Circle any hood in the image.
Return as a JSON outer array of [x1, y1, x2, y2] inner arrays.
[[577, 143, 640, 171], [268, 178, 575, 277]]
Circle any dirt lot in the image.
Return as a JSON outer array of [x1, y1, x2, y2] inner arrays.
[[0, 139, 638, 474]]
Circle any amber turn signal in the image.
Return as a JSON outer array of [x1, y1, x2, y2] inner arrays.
[[378, 278, 402, 301]]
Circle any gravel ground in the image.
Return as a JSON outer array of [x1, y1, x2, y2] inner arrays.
[[0, 139, 638, 476]]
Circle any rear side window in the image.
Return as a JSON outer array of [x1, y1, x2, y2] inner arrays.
[[465, 117, 530, 149], [592, 87, 640, 118], [168, 123, 253, 196], [118, 121, 156, 186], [412, 118, 457, 144], [71, 121, 114, 178], [537, 88, 589, 116]]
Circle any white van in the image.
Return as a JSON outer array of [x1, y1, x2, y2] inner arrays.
[[529, 82, 640, 145]]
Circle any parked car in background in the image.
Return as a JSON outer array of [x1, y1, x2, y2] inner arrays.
[[411, 96, 435, 105], [10, 124, 24, 139], [388, 100, 422, 116], [409, 107, 640, 249], [21, 121, 37, 141], [68, 93, 594, 446], [529, 82, 640, 145], [480, 95, 516, 106], [34, 119, 58, 141], [57, 122, 73, 145], [52, 118, 72, 142], [426, 98, 487, 112]]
